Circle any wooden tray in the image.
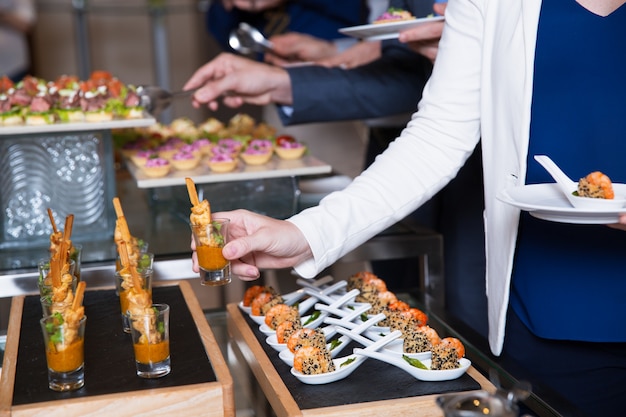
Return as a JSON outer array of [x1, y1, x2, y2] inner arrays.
[[0, 281, 234, 417], [227, 303, 493, 417]]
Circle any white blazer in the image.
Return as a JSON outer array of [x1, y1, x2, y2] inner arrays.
[[289, 0, 543, 355]]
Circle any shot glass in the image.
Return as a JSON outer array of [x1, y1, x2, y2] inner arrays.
[[38, 259, 77, 300], [40, 297, 72, 317], [115, 267, 153, 333], [69, 244, 83, 282], [127, 304, 171, 378], [191, 218, 232, 286], [40, 314, 87, 391]]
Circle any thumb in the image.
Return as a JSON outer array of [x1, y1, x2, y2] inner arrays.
[[222, 236, 256, 260]]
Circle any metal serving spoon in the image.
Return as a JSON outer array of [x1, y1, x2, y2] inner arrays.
[[229, 22, 278, 56], [136, 85, 200, 115]]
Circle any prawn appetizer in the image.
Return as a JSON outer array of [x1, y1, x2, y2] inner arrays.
[[431, 337, 465, 370], [577, 171, 614, 199], [293, 346, 335, 375]]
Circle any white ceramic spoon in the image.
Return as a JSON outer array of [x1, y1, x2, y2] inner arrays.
[[534, 155, 626, 210], [353, 348, 471, 381], [260, 288, 359, 335], [290, 330, 402, 385], [324, 315, 388, 342], [250, 281, 349, 325], [240, 276, 336, 315], [279, 311, 386, 366]]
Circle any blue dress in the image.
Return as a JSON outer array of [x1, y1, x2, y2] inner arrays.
[[513, 1, 626, 340]]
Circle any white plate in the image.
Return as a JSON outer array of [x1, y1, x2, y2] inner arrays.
[[339, 16, 444, 41], [498, 183, 626, 224], [382, 342, 431, 360]]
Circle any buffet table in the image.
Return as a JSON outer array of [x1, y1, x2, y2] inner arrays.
[[0, 281, 234, 417]]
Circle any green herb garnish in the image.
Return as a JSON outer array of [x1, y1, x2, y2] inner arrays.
[[340, 357, 356, 368], [360, 313, 368, 322], [46, 312, 65, 344], [303, 310, 320, 326], [402, 354, 429, 369], [329, 339, 342, 351]]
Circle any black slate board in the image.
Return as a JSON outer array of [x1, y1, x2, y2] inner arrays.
[[242, 311, 481, 411], [13, 286, 217, 405]]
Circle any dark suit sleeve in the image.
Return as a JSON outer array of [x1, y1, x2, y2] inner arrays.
[[280, 42, 432, 125]]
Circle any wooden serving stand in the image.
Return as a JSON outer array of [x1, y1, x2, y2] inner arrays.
[[227, 303, 494, 417], [0, 281, 234, 417]]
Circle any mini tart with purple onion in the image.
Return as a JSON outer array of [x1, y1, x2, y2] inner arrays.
[[170, 149, 201, 171], [207, 153, 238, 173], [239, 139, 273, 165], [140, 156, 170, 178], [130, 149, 158, 167]]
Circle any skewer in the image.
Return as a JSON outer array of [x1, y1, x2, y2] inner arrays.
[[119, 241, 144, 292], [47, 208, 58, 234], [186, 177, 200, 207], [63, 214, 74, 242], [72, 281, 87, 311], [112, 197, 133, 243], [113, 197, 124, 218]]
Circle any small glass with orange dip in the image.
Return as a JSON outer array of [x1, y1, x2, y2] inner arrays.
[[39, 314, 86, 391], [127, 303, 171, 378], [115, 267, 153, 332], [191, 218, 231, 286]]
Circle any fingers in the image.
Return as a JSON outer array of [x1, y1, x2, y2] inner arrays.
[[230, 259, 261, 280], [433, 2, 447, 16]]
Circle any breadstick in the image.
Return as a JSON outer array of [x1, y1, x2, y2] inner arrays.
[[63, 214, 74, 241], [47, 208, 58, 234], [72, 281, 87, 311], [186, 177, 200, 207]]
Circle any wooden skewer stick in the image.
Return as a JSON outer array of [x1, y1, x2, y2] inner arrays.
[[47, 208, 58, 234], [72, 281, 87, 311], [63, 214, 74, 245], [112, 198, 133, 243], [50, 256, 61, 288], [113, 197, 125, 218], [186, 177, 200, 207]]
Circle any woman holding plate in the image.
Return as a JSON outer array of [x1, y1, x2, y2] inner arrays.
[[189, 0, 626, 415]]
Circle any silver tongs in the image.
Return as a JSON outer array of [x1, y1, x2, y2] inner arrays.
[[136, 85, 199, 115]]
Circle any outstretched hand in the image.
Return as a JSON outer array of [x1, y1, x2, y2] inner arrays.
[[191, 209, 313, 280], [183, 53, 293, 111], [398, 2, 447, 63]]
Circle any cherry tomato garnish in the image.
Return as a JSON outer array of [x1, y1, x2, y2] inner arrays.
[[276, 135, 296, 147]]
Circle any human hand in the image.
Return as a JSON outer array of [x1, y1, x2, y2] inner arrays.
[[609, 215, 626, 231], [316, 41, 382, 69], [265, 32, 338, 66], [397, 3, 447, 63], [190, 209, 313, 280], [222, 0, 285, 12], [183, 52, 293, 111]]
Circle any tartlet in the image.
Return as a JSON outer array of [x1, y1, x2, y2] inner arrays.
[[275, 137, 306, 160], [130, 149, 157, 167], [240, 139, 273, 165], [170, 151, 201, 171], [207, 153, 238, 173], [141, 157, 171, 177]]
